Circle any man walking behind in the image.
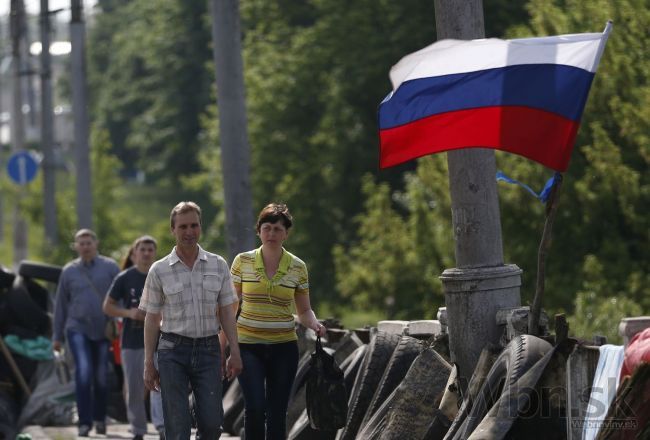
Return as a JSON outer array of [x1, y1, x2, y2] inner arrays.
[[53, 229, 120, 437], [140, 201, 242, 440], [104, 235, 164, 440]]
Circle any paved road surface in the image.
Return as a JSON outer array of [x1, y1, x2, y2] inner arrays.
[[21, 424, 241, 440]]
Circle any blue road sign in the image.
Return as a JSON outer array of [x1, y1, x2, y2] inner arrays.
[[7, 151, 39, 185]]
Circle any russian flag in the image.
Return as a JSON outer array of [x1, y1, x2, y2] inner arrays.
[[379, 23, 612, 171]]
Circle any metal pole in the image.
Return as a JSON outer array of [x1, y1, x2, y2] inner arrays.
[[435, 0, 521, 387], [70, 0, 93, 229], [40, 0, 58, 246], [10, 0, 28, 268]]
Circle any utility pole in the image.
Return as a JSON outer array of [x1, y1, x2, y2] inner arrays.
[[435, 0, 521, 386], [10, 0, 28, 267], [210, 0, 255, 263], [0, 21, 6, 245], [40, 0, 58, 246], [70, 0, 93, 229]]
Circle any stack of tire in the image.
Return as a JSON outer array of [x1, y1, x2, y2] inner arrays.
[[232, 322, 559, 440], [0, 261, 61, 439], [356, 333, 558, 440]]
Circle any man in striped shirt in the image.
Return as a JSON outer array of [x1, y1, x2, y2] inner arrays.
[[140, 201, 241, 440]]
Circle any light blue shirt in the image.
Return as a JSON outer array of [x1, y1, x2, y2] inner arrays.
[[53, 255, 120, 342]]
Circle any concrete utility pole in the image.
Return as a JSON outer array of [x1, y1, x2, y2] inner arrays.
[[435, 0, 522, 386], [0, 21, 6, 244], [70, 0, 93, 229], [40, 0, 58, 246], [210, 0, 256, 264], [10, 0, 28, 268]]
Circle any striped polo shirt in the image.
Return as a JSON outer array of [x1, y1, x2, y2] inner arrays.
[[231, 247, 309, 344]]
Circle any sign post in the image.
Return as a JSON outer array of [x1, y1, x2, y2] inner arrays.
[[6, 150, 39, 268]]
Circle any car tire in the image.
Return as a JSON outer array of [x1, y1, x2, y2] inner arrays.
[[288, 409, 336, 440], [448, 335, 552, 440], [371, 347, 451, 439], [360, 335, 423, 428], [18, 261, 62, 284], [0, 267, 15, 289], [6, 281, 50, 336], [338, 330, 400, 440]]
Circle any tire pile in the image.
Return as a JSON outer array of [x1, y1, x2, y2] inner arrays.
[[0, 261, 128, 437], [219, 320, 578, 440], [0, 261, 62, 438]]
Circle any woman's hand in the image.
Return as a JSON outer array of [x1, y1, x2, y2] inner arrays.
[[314, 323, 327, 337]]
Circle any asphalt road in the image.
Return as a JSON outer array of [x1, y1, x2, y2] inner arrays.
[[21, 424, 241, 440]]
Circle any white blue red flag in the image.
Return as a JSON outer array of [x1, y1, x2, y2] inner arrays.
[[378, 23, 612, 171]]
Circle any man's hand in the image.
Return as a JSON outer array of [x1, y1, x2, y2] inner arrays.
[[52, 340, 62, 352], [128, 308, 146, 321], [225, 352, 242, 381], [144, 359, 160, 392]]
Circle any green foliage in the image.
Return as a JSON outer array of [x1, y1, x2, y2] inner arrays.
[[89, 129, 132, 259], [241, 0, 438, 299], [1, 129, 168, 268], [333, 0, 648, 339], [569, 256, 643, 344], [67, 0, 647, 343], [333, 157, 454, 319], [82, 0, 534, 308], [319, 300, 385, 330], [497, 0, 650, 321], [88, 0, 213, 182]]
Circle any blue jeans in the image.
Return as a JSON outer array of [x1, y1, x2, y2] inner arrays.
[[66, 329, 109, 427], [157, 333, 223, 440], [238, 342, 299, 440]]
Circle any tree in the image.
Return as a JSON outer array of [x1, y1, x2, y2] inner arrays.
[[87, 0, 213, 183], [333, 158, 454, 319], [240, 0, 438, 299]]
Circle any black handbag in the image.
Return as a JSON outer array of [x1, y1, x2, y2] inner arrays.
[[306, 336, 348, 430]]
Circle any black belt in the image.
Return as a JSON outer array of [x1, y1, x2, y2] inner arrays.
[[160, 332, 219, 345]]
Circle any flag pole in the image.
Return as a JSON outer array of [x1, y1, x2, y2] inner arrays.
[[529, 173, 563, 336]]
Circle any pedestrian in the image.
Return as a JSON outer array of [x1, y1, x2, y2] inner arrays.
[[228, 203, 326, 439], [52, 229, 120, 437], [103, 236, 165, 440], [140, 201, 242, 440]]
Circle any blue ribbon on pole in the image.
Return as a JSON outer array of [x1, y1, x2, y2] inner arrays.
[[496, 171, 561, 203]]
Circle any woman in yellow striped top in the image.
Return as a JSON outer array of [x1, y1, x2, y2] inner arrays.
[[229, 203, 326, 439]]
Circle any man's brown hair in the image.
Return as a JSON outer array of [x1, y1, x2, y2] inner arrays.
[[170, 201, 202, 228]]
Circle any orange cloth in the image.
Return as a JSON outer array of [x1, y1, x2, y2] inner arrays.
[[110, 320, 123, 365]]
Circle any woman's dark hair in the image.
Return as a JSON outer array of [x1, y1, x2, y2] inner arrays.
[[121, 245, 135, 270], [256, 203, 293, 232]]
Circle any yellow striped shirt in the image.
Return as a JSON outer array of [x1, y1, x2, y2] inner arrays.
[[231, 247, 309, 343]]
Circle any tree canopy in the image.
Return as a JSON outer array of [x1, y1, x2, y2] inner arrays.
[[7, 0, 646, 339]]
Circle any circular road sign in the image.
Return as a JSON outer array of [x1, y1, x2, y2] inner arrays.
[[7, 150, 39, 185]]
